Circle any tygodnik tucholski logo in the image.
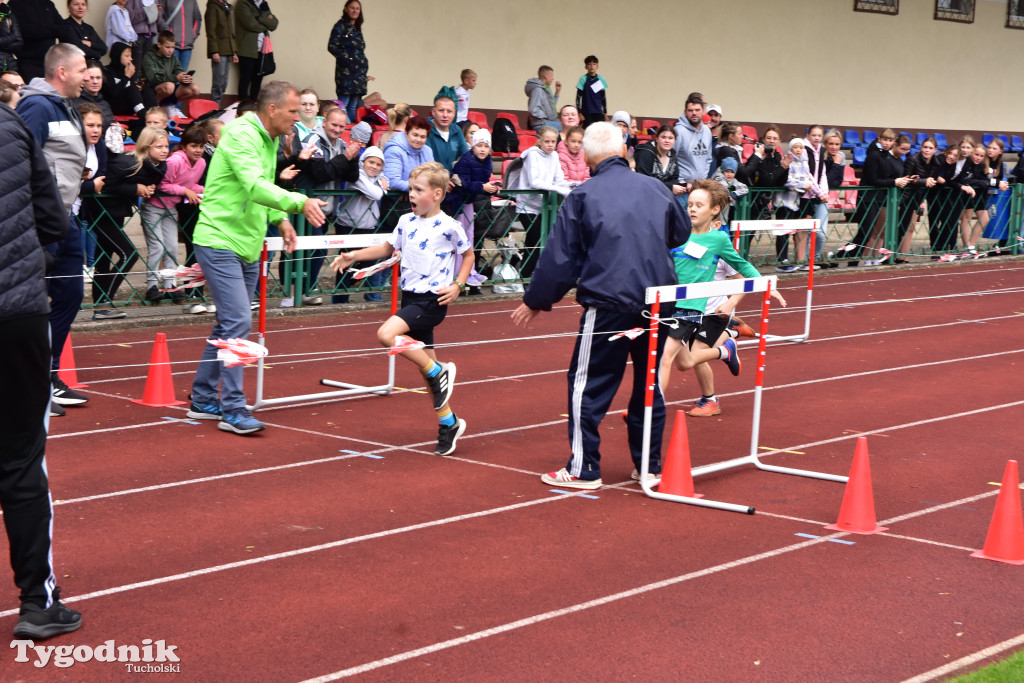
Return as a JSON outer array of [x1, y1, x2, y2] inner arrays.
[[9, 638, 181, 671]]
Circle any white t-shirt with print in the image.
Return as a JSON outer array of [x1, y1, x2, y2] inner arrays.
[[388, 212, 470, 293]]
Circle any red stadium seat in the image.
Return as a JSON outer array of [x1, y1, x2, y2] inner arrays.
[[741, 125, 759, 143], [642, 119, 662, 133], [186, 98, 219, 119], [496, 111, 525, 130], [466, 111, 488, 128]]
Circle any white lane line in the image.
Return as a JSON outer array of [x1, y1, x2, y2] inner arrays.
[[899, 632, 1024, 683], [0, 487, 603, 619]]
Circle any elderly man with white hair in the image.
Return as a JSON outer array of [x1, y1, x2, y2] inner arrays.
[[512, 122, 691, 490]]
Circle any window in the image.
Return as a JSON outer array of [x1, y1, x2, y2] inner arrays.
[[1008, 0, 1024, 29], [935, 0, 974, 23], [853, 0, 898, 15]]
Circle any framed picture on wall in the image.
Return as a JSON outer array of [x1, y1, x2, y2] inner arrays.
[[1008, 0, 1024, 28], [935, 0, 974, 23], [853, 0, 898, 14]]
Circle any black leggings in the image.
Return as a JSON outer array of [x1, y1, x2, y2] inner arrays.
[[90, 212, 140, 305]]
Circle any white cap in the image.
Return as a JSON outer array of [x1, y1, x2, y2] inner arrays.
[[470, 128, 491, 148], [610, 110, 631, 127]]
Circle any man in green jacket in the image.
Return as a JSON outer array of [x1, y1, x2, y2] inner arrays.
[[187, 80, 327, 435]]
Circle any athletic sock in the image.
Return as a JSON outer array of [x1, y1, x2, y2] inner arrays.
[[437, 406, 456, 426], [423, 360, 441, 378], [703, 394, 717, 403], [718, 346, 729, 360]]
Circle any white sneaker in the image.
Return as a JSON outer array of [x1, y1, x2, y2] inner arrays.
[[302, 295, 323, 306], [250, 301, 260, 311], [205, 302, 216, 313], [630, 469, 661, 483], [541, 468, 602, 490], [185, 303, 207, 314], [280, 297, 294, 308], [82, 265, 94, 282]]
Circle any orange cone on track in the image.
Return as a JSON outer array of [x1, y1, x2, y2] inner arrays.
[[971, 460, 1024, 565], [658, 410, 703, 498], [131, 333, 185, 407], [57, 334, 88, 388], [825, 436, 888, 535]]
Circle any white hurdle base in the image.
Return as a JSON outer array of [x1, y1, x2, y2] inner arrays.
[[639, 275, 846, 514], [249, 234, 397, 411], [731, 219, 818, 348]]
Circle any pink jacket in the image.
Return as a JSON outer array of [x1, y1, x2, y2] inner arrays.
[[557, 140, 590, 183], [150, 149, 205, 210]]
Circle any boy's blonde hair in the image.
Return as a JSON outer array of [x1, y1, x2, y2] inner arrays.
[[460, 68, 476, 82], [145, 106, 168, 124], [691, 179, 729, 216], [408, 161, 450, 195], [879, 128, 896, 141]]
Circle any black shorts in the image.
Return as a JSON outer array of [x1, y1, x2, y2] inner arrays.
[[970, 192, 989, 213], [692, 313, 729, 349], [396, 290, 447, 348], [666, 309, 702, 343]]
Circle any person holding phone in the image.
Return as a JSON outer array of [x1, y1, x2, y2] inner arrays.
[[141, 29, 200, 118]]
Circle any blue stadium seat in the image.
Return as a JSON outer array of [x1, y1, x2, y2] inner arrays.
[[915, 132, 929, 147], [863, 130, 877, 146], [1011, 135, 1023, 152], [997, 134, 1009, 148], [844, 129, 861, 147], [852, 147, 867, 165], [983, 133, 994, 146], [934, 133, 948, 149]]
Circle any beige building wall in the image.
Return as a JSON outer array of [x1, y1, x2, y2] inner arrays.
[[79, 0, 1022, 132]]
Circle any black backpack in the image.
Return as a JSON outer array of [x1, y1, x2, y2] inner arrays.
[[492, 117, 520, 154]]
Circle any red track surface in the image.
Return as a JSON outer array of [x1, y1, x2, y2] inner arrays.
[[2, 261, 1023, 681]]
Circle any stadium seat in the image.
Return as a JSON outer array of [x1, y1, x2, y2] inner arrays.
[[827, 190, 842, 210], [1011, 135, 1023, 152], [852, 147, 867, 165], [997, 134, 1009, 148], [934, 132, 948, 149], [370, 129, 385, 147], [900, 131, 912, 142], [915, 132, 929, 147], [466, 111, 488, 128], [642, 119, 662, 133], [983, 133, 994, 146], [844, 129, 861, 147], [517, 131, 538, 151], [186, 98, 219, 119], [354, 106, 367, 123], [741, 125, 758, 142], [863, 130, 877, 146], [841, 166, 859, 208], [497, 112, 525, 130], [341, 129, 351, 144], [741, 143, 754, 163]]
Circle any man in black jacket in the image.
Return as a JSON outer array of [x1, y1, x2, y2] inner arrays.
[[512, 122, 690, 490], [0, 100, 83, 639], [8, 0, 63, 81]]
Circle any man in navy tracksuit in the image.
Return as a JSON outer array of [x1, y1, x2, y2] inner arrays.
[[512, 122, 690, 490]]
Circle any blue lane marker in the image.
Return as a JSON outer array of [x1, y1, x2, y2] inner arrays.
[[550, 489, 599, 500], [339, 449, 360, 454], [796, 532, 855, 545], [162, 416, 200, 425]]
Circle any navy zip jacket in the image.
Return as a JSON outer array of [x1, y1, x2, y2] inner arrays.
[[523, 155, 690, 314]]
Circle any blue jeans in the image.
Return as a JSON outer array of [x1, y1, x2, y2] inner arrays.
[[191, 245, 260, 411], [811, 199, 829, 259], [336, 95, 361, 123], [174, 48, 192, 71], [531, 120, 562, 132], [46, 215, 84, 370], [209, 56, 231, 103]]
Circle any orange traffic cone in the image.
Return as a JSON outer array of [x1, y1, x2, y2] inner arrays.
[[131, 333, 185, 407], [658, 410, 703, 498], [825, 436, 888, 534], [971, 460, 1024, 565], [57, 334, 88, 389]]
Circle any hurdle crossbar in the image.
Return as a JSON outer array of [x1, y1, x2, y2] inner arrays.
[[639, 275, 846, 514], [250, 234, 398, 411], [731, 219, 817, 347]]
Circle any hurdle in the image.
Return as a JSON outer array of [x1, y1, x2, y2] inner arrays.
[[731, 218, 818, 347], [249, 234, 399, 411], [637, 275, 847, 514]]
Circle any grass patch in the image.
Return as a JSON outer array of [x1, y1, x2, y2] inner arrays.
[[952, 649, 1024, 681]]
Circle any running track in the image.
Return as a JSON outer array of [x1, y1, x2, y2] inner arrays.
[[2, 261, 1023, 681]]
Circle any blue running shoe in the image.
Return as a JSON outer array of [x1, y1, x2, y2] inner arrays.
[[720, 338, 741, 376], [218, 408, 265, 435], [186, 401, 222, 420]]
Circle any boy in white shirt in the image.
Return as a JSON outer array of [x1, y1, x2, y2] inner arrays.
[[454, 69, 476, 123], [330, 162, 473, 456]]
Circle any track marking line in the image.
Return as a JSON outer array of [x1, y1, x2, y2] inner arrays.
[[549, 489, 599, 500], [900, 631, 1024, 683], [758, 446, 804, 455]]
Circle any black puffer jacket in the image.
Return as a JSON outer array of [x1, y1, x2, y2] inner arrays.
[[0, 1, 22, 71], [0, 102, 67, 322]]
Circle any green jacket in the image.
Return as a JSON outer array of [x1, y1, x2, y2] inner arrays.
[[193, 114, 308, 263], [141, 47, 182, 87], [234, 0, 277, 59], [205, 0, 237, 58]]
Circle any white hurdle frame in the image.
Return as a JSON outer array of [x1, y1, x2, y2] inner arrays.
[[250, 234, 398, 411], [731, 219, 818, 347], [638, 275, 847, 514]]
